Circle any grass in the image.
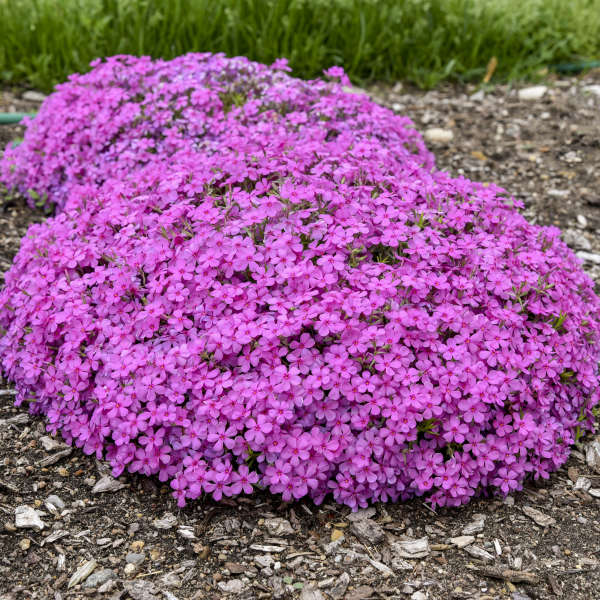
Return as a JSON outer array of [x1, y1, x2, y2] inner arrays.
[[0, 0, 599, 91]]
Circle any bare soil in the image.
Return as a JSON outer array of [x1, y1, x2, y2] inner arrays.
[[1, 72, 600, 600]]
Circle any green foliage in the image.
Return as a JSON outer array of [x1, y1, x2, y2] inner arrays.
[[0, 0, 599, 91]]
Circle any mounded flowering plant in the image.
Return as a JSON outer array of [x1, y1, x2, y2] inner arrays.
[[0, 54, 432, 212], [1, 55, 600, 510]]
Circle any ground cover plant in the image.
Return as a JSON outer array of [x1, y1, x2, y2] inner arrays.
[[1, 55, 600, 511], [1, 0, 599, 91]]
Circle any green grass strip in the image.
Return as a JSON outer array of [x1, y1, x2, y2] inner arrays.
[[0, 0, 599, 91]]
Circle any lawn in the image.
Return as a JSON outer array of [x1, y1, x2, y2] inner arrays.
[[0, 0, 599, 91]]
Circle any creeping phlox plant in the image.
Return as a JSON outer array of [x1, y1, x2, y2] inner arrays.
[[1, 55, 600, 510], [0, 54, 432, 212]]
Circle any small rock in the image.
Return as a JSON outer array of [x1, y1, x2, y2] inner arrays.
[[563, 229, 591, 251], [586, 440, 600, 472], [19, 538, 31, 551], [300, 584, 326, 600], [392, 537, 430, 559], [346, 507, 376, 522], [249, 544, 286, 553], [411, 592, 427, 600], [424, 128, 454, 144], [68, 559, 98, 589], [588, 488, 600, 498], [124, 563, 138, 577], [577, 251, 600, 265], [125, 552, 145, 565], [254, 555, 274, 569], [22, 91, 47, 102], [470, 90, 485, 101], [97, 579, 117, 594], [464, 545, 494, 562], [177, 525, 196, 540], [329, 572, 350, 600], [264, 518, 294, 536], [449, 535, 475, 548], [574, 477, 592, 492], [160, 572, 181, 589], [45, 494, 65, 513], [583, 85, 600, 97], [518, 85, 547, 100], [346, 585, 374, 600], [577, 214, 588, 228], [92, 475, 126, 494], [82, 569, 116, 589], [462, 514, 486, 535], [330, 529, 344, 542], [152, 512, 177, 530], [350, 518, 385, 545], [124, 580, 159, 600], [522, 506, 556, 527], [39, 436, 64, 451], [217, 579, 245, 594], [15, 505, 45, 531]]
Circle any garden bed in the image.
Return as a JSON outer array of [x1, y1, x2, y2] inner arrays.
[[1, 70, 600, 599]]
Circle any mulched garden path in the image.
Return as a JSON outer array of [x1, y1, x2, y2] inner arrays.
[[1, 71, 600, 600]]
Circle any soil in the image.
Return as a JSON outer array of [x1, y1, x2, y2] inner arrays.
[[1, 72, 600, 600]]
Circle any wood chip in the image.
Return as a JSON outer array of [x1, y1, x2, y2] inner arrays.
[[474, 566, 539, 584], [522, 506, 556, 527], [37, 447, 72, 467]]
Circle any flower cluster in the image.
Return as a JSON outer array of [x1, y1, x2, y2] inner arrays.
[[1, 55, 599, 510], [0, 54, 432, 211]]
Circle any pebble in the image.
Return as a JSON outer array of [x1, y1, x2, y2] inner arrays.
[[82, 568, 117, 589], [576, 214, 588, 228], [92, 475, 126, 494], [217, 579, 245, 594], [586, 440, 600, 472], [160, 572, 182, 588], [124, 563, 138, 577], [583, 85, 600, 97], [177, 525, 196, 540], [152, 512, 177, 530], [15, 505, 45, 530], [424, 128, 454, 144], [264, 518, 294, 536], [462, 514, 486, 535], [19, 538, 31, 551], [576, 251, 600, 265], [67, 559, 98, 589], [39, 435, 64, 451], [22, 90, 47, 102], [522, 506, 556, 527], [45, 494, 65, 513], [470, 90, 485, 101], [124, 580, 160, 600], [300, 584, 326, 600], [449, 535, 475, 548], [518, 85, 547, 100], [574, 477, 592, 492], [346, 507, 376, 522], [563, 229, 591, 251], [392, 537, 430, 559], [411, 592, 427, 600], [350, 518, 385, 545], [125, 552, 146, 565]]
